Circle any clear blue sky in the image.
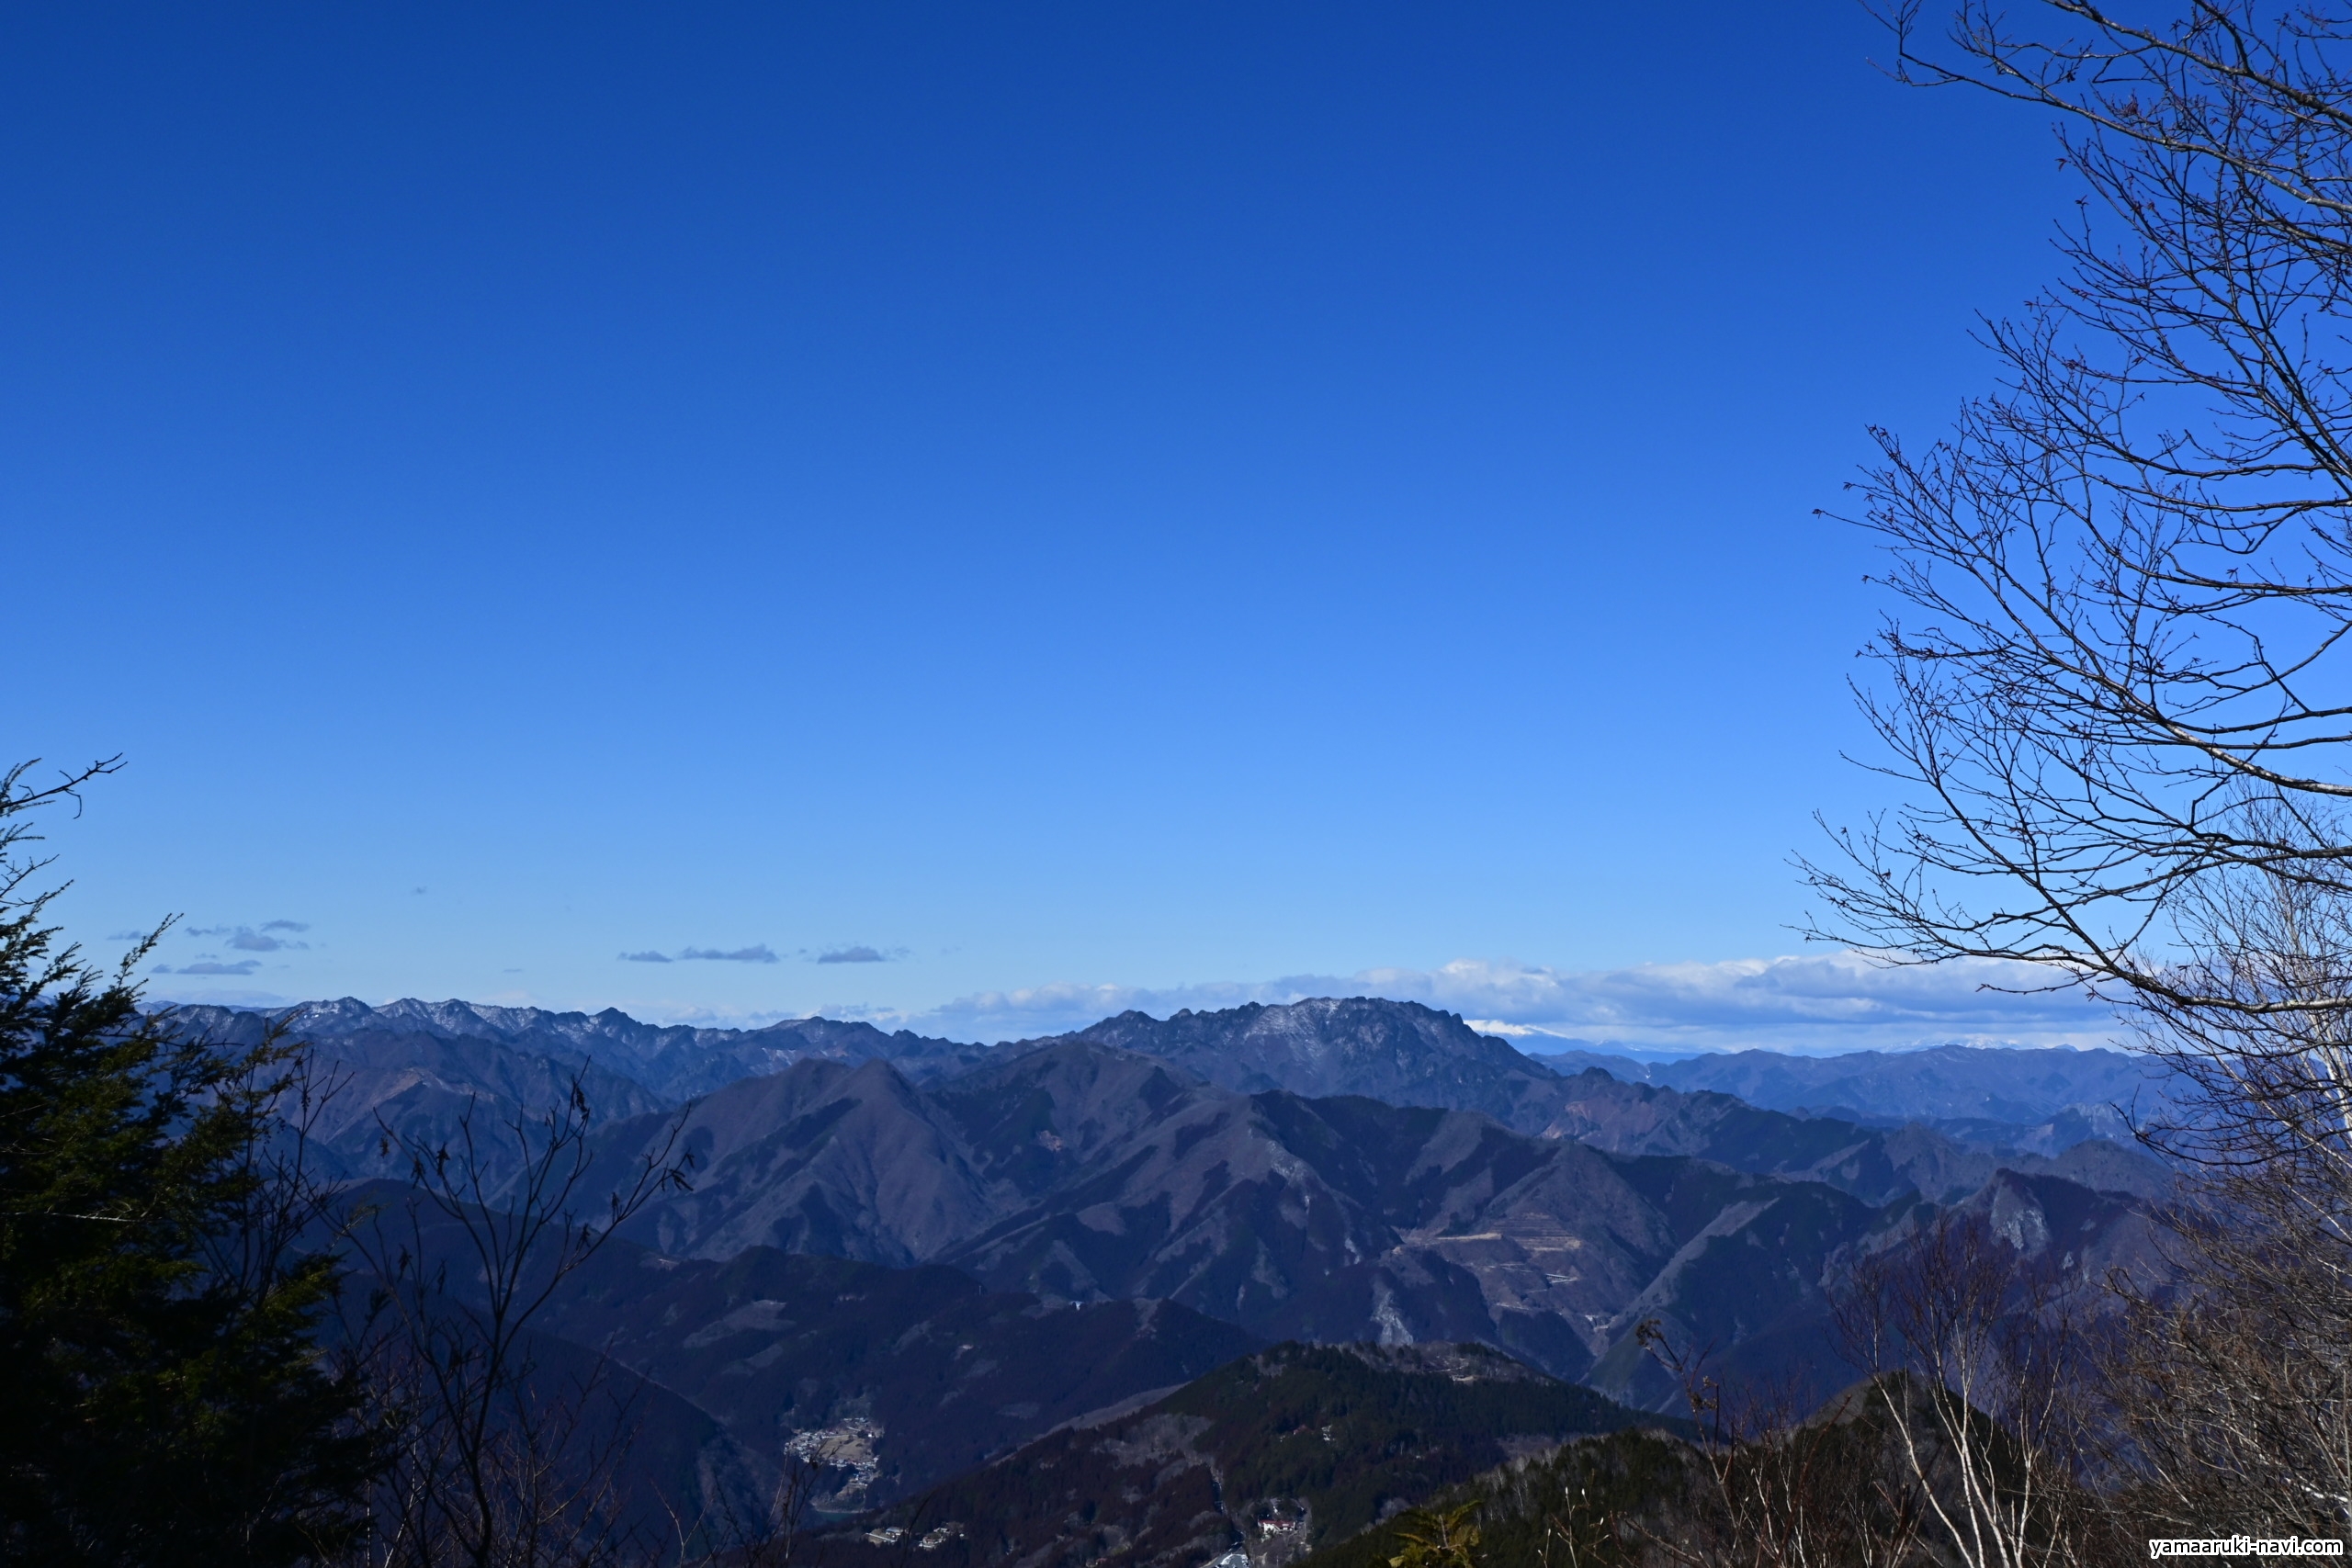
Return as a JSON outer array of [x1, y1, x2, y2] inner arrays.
[[7, 3, 2107, 1045]]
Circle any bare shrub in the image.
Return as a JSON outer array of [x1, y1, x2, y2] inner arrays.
[[335, 1081, 692, 1568]]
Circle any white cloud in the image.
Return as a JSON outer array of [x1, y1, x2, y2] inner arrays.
[[614, 999, 831, 1030], [183, 922, 311, 952], [848, 952, 2121, 1052], [142, 985, 292, 1010], [257, 953, 2117, 1055]]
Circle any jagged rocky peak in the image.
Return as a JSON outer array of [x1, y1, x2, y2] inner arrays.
[[1030, 996, 1559, 1127]]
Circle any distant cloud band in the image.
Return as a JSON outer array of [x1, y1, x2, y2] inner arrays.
[[183, 921, 311, 953], [621, 944, 782, 964], [147, 947, 2125, 1058], [837, 953, 2122, 1053]]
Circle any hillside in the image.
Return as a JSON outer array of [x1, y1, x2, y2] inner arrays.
[[343, 1181, 1263, 1509], [1018, 1000, 2174, 1187], [1292, 1382, 1955, 1568], [580, 1036, 2161, 1402], [803, 1342, 1679, 1568]]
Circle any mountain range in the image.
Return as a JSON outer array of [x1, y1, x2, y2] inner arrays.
[[171, 998, 986, 1182], [180, 993, 2173, 1181], [178, 988, 2171, 1522], [1530, 1040, 2172, 1154], [570, 1016, 2163, 1406]]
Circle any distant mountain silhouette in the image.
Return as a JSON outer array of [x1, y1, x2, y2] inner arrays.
[[168, 997, 989, 1181], [183, 992, 2176, 1171], [1016, 1000, 2175, 1179], [1048, 998, 1563, 1127], [176, 995, 986, 1094], [1531, 1042, 2176, 1154]]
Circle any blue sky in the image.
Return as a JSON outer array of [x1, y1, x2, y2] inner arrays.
[[6, 3, 2119, 1048]]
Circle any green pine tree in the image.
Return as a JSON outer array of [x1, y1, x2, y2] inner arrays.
[[1388, 1501, 1483, 1568], [0, 759, 380, 1566]]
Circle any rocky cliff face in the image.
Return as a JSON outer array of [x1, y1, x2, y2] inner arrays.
[[1054, 998, 1563, 1126]]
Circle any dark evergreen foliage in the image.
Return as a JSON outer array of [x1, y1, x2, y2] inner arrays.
[[808, 1341, 1681, 1568], [0, 761, 379, 1565]]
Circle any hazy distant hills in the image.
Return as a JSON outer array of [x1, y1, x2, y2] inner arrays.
[[175, 994, 988, 1098], [1026, 999, 2165, 1164], [137, 986, 2198, 1551], [1533, 1041, 2173, 1154], [167, 997, 990, 1180], [1656, 1042, 2157, 1120]]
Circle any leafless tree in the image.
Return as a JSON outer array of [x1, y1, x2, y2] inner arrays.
[[1634, 1324, 1924, 1568], [675, 1450, 822, 1568], [336, 1079, 691, 1568], [1835, 1216, 2110, 1568], [2099, 852, 2352, 1540], [1804, 2, 2352, 1012], [2100, 1209, 2352, 1540], [1800, 0, 2352, 1540], [1536, 1477, 1625, 1568]]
